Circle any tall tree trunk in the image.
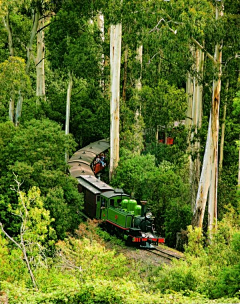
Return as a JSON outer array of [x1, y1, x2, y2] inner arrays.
[[219, 103, 227, 171], [109, 23, 122, 181], [15, 92, 23, 126], [9, 98, 14, 123], [135, 45, 143, 91], [192, 115, 212, 227], [26, 8, 40, 74], [97, 12, 105, 89], [3, 11, 16, 124], [122, 45, 128, 102], [219, 80, 229, 171], [192, 3, 223, 233], [3, 11, 14, 56], [65, 72, 73, 163], [36, 15, 45, 102], [208, 57, 222, 234], [186, 46, 204, 210]]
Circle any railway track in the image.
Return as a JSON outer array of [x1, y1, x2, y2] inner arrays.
[[146, 247, 184, 261]]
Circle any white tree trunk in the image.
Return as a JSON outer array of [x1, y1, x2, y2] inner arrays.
[[122, 45, 128, 102], [36, 15, 45, 100], [186, 71, 193, 129], [9, 98, 14, 123], [192, 3, 223, 233], [208, 50, 222, 233], [192, 115, 212, 227], [135, 45, 143, 91], [219, 103, 226, 171], [219, 80, 229, 170], [65, 72, 73, 163], [15, 92, 23, 126], [97, 12, 105, 89], [109, 23, 122, 180], [187, 46, 204, 210], [208, 4, 223, 233], [3, 12, 14, 56], [26, 8, 40, 73]]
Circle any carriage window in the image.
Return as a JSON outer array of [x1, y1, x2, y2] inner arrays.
[[101, 198, 106, 207], [110, 199, 114, 206], [117, 199, 122, 205]]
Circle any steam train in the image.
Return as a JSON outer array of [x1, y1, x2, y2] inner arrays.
[[68, 139, 164, 248]]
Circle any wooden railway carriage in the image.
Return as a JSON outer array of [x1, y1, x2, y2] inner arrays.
[[77, 175, 113, 218], [68, 139, 164, 248]]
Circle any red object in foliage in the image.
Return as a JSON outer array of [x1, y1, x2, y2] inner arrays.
[[167, 137, 174, 145]]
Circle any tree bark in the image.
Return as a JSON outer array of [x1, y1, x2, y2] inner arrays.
[[122, 45, 128, 102], [9, 98, 14, 123], [135, 44, 143, 91], [65, 71, 73, 163], [186, 45, 204, 210], [192, 3, 223, 233], [192, 115, 212, 227], [15, 92, 23, 126], [97, 12, 105, 89], [36, 15, 46, 101], [208, 51, 222, 233], [109, 23, 122, 181], [3, 12, 14, 56], [26, 8, 40, 74], [219, 80, 229, 171]]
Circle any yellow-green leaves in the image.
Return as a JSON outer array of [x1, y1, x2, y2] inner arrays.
[[0, 57, 31, 102]]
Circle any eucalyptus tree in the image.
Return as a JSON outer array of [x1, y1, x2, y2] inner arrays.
[[0, 0, 60, 121], [192, 0, 240, 232], [46, 0, 104, 150], [0, 57, 31, 125]]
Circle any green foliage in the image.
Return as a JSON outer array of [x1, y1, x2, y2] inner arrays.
[[111, 151, 191, 246], [0, 57, 31, 122], [9, 185, 56, 245], [1, 233, 240, 304], [0, 119, 83, 238], [140, 80, 187, 133], [150, 210, 240, 299], [0, 233, 27, 283]]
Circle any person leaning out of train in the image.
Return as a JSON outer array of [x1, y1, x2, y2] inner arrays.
[[100, 153, 106, 167]]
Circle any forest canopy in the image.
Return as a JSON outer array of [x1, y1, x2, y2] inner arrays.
[[0, 0, 239, 302]]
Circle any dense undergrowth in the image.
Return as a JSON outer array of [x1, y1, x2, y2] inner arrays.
[[0, 209, 239, 304]]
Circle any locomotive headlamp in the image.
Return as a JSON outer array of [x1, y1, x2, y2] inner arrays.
[[146, 212, 152, 218]]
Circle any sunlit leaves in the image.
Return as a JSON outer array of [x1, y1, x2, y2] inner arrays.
[[0, 57, 31, 113]]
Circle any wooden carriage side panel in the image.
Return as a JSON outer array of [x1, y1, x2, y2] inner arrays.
[[84, 190, 98, 218]]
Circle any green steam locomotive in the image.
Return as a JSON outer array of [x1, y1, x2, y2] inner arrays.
[[68, 139, 164, 248]]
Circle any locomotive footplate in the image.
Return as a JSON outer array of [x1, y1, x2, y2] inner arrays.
[[127, 228, 164, 249]]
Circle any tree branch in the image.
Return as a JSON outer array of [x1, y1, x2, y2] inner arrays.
[[35, 57, 45, 67], [149, 18, 165, 33], [36, 23, 51, 34], [149, 17, 177, 35], [0, 222, 21, 250], [191, 37, 216, 64]]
